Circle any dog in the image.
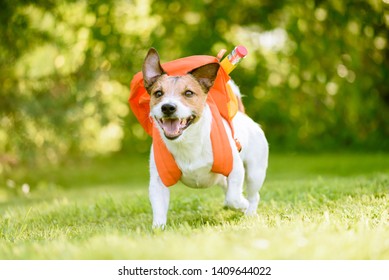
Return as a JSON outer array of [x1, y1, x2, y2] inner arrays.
[[142, 48, 268, 228]]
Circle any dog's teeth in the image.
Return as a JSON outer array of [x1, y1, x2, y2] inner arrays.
[[181, 119, 187, 126]]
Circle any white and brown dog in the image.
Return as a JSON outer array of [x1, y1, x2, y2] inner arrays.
[[142, 48, 268, 228]]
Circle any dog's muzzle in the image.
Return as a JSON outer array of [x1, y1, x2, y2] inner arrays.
[[155, 104, 196, 140]]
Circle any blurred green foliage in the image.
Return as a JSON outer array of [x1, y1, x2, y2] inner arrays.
[[0, 0, 388, 172]]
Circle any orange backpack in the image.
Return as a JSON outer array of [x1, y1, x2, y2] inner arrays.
[[129, 55, 239, 187]]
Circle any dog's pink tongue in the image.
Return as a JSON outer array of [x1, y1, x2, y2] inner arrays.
[[161, 119, 181, 137]]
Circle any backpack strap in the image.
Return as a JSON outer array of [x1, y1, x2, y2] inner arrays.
[[152, 98, 233, 187], [208, 97, 233, 177], [152, 124, 182, 187]]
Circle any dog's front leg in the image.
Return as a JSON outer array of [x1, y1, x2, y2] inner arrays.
[[149, 177, 169, 228], [224, 154, 249, 211], [149, 149, 170, 228]]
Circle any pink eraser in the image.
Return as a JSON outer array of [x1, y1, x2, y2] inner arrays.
[[236, 46, 248, 58]]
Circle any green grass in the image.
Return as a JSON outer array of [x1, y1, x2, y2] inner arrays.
[[0, 153, 388, 259]]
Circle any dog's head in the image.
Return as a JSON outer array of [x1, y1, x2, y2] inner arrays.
[[142, 48, 219, 140]]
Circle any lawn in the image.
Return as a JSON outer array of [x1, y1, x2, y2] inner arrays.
[[0, 153, 388, 259]]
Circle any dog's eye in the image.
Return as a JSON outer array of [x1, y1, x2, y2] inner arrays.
[[153, 90, 163, 98], [184, 90, 194, 97]]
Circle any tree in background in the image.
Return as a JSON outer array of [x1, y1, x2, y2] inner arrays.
[[0, 0, 388, 173], [0, 0, 158, 169]]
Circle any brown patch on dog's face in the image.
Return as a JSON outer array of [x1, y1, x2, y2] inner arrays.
[[148, 74, 208, 139], [149, 75, 208, 117], [142, 48, 220, 140]]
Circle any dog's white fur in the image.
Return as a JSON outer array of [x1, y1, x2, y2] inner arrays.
[[144, 50, 268, 228]]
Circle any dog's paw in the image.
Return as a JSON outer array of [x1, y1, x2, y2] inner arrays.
[[244, 207, 258, 217], [152, 219, 167, 230], [224, 196, 249, 212], [152, 223, 166, 230]]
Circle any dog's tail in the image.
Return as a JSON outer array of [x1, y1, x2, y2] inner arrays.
[[227, 80, 246, 113]]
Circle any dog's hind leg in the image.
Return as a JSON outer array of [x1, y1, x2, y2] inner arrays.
[[244, 139, 268, 216], [245, 167, 266, 216], [224, 155, 249, 211]]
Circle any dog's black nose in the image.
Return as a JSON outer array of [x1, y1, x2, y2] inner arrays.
[[161, 103, 177, 115]]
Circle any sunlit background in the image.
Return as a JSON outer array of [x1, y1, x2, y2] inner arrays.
[[1, 0, 388, 171]]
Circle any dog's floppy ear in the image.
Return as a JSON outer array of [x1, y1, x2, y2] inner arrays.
[[188, 63, 220, 93], [142, 48, 165, 90]]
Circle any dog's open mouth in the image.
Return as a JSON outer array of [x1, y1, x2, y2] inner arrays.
[[156, 115, 195, 140]]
